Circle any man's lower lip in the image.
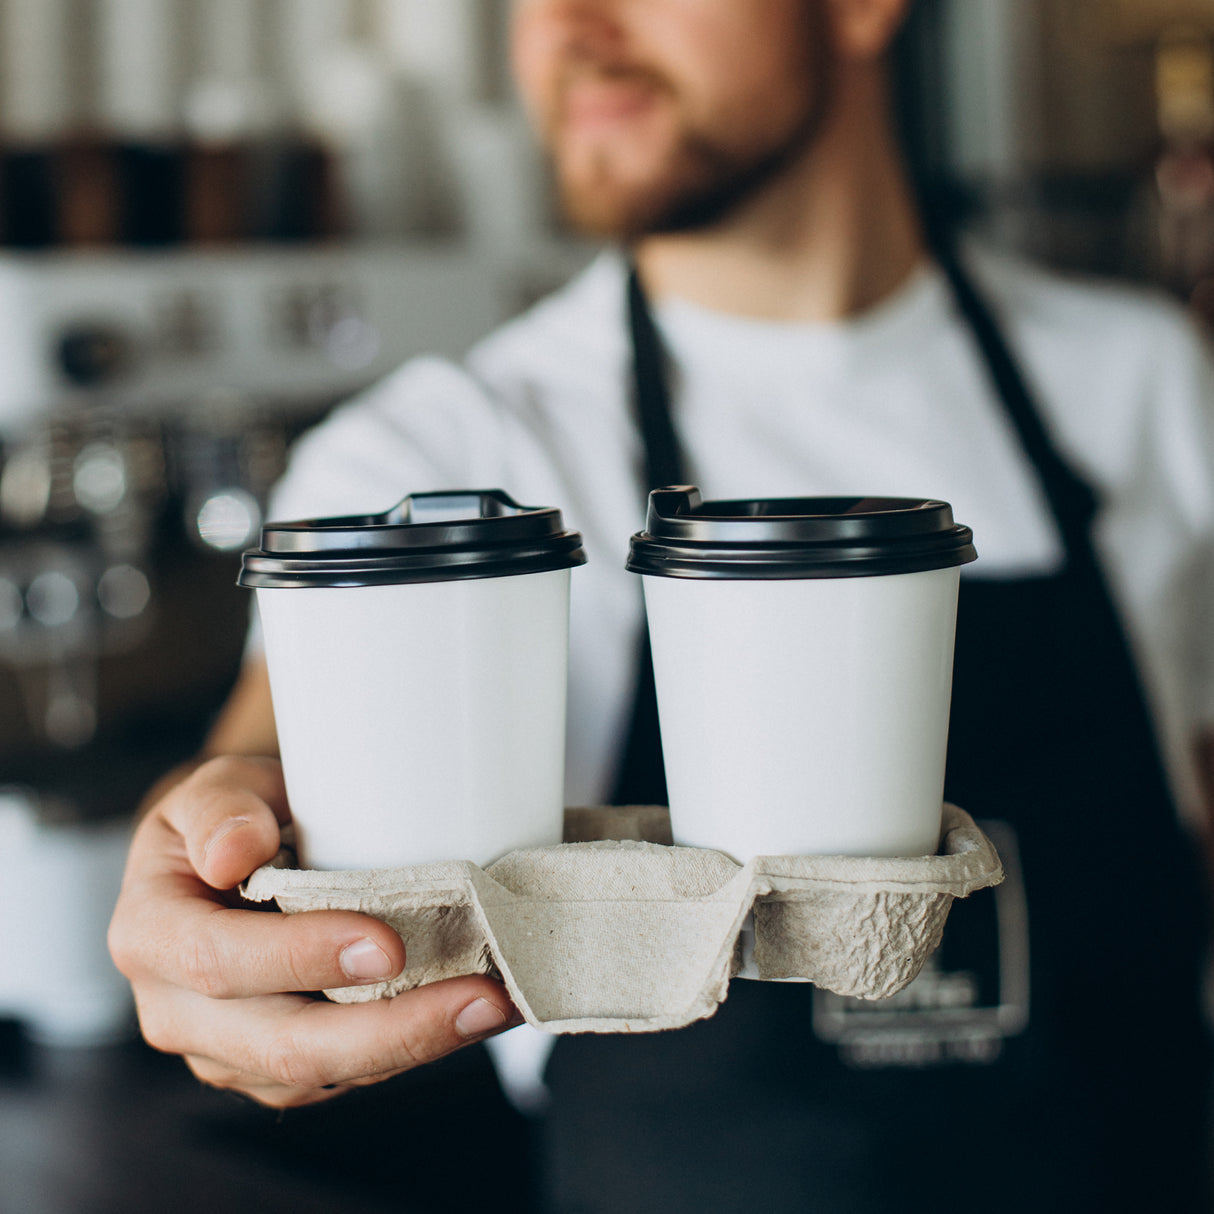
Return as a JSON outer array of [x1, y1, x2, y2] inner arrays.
[[562, 85, 659, 128]]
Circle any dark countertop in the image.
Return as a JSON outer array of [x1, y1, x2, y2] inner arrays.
[[0, 1021, 538, 1214]]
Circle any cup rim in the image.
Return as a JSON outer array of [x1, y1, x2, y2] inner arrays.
[[627, 487, 977, 580], [239, 489, 587, 589]]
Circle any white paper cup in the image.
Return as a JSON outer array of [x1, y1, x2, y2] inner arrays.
[[627, 488, 977, 861], [240, 490, 585, 869]]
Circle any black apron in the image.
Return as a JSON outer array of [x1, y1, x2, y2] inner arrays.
[[541, 253, 1213, 1213]]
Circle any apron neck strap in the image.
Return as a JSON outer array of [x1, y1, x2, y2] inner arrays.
[[931, 244, 1099, 564], [627, 248, 1101, 567], [627, 264, 689, 490]]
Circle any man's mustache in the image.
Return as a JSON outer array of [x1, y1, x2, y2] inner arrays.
[[553, 57, 675, 107]]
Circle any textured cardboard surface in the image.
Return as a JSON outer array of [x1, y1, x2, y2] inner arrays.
[[242, 804, 1003, 1034]]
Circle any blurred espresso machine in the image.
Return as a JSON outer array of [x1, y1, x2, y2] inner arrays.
[[0, 246, 500, 761], [0, 244, 502, 1043]]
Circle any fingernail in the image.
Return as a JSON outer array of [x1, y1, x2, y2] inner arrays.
[[456, 998, 512, 1039], [339, 938, 397, 981], [203, 817, 249, 869]]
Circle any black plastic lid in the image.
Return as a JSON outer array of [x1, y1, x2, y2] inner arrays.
[[626, 487, 977, 580], [238, 489, 587, 589]]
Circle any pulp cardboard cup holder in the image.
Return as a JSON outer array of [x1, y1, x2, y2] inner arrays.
[[242, 804, 1003, 1034]]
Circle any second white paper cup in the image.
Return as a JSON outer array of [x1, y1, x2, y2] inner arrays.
[[627, 488, 977, 861]]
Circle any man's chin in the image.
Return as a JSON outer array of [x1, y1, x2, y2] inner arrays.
[[559, 184, 758, 243], [558, 189, 662, 241], [557, 173, 728, 241], [552, 152, 678, 240]]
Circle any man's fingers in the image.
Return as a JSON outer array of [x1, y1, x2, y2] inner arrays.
[[147, 976, 522, 1094], [112, 751, 523, 1108], [113, 900, 407, 998], [184, 1053, 348, 1109], [154, 755, 291, 890]]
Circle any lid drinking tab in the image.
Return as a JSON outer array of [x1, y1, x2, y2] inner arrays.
[[238, 488, 587, 589], [627, 485, 977, 580]]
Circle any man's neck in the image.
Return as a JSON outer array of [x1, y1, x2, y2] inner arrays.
[[633, 69, 926, 324]]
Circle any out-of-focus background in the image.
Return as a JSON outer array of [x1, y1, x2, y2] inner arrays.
[[0, 3, 1211, 1212]]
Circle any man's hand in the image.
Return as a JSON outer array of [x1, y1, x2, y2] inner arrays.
[[108, 755, 522, 1109]]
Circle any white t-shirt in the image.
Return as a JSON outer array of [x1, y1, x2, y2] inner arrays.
[[261, 244, 1214, 827]]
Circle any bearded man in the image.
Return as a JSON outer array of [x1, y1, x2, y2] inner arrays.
[[110, 2, 1214, 1210]]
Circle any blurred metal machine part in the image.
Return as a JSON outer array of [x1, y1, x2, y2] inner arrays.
[[0, 242, 504, 431], [0, 242, 504, 778]]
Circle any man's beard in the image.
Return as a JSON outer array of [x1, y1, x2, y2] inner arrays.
[[555, 114, 829, 240]]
